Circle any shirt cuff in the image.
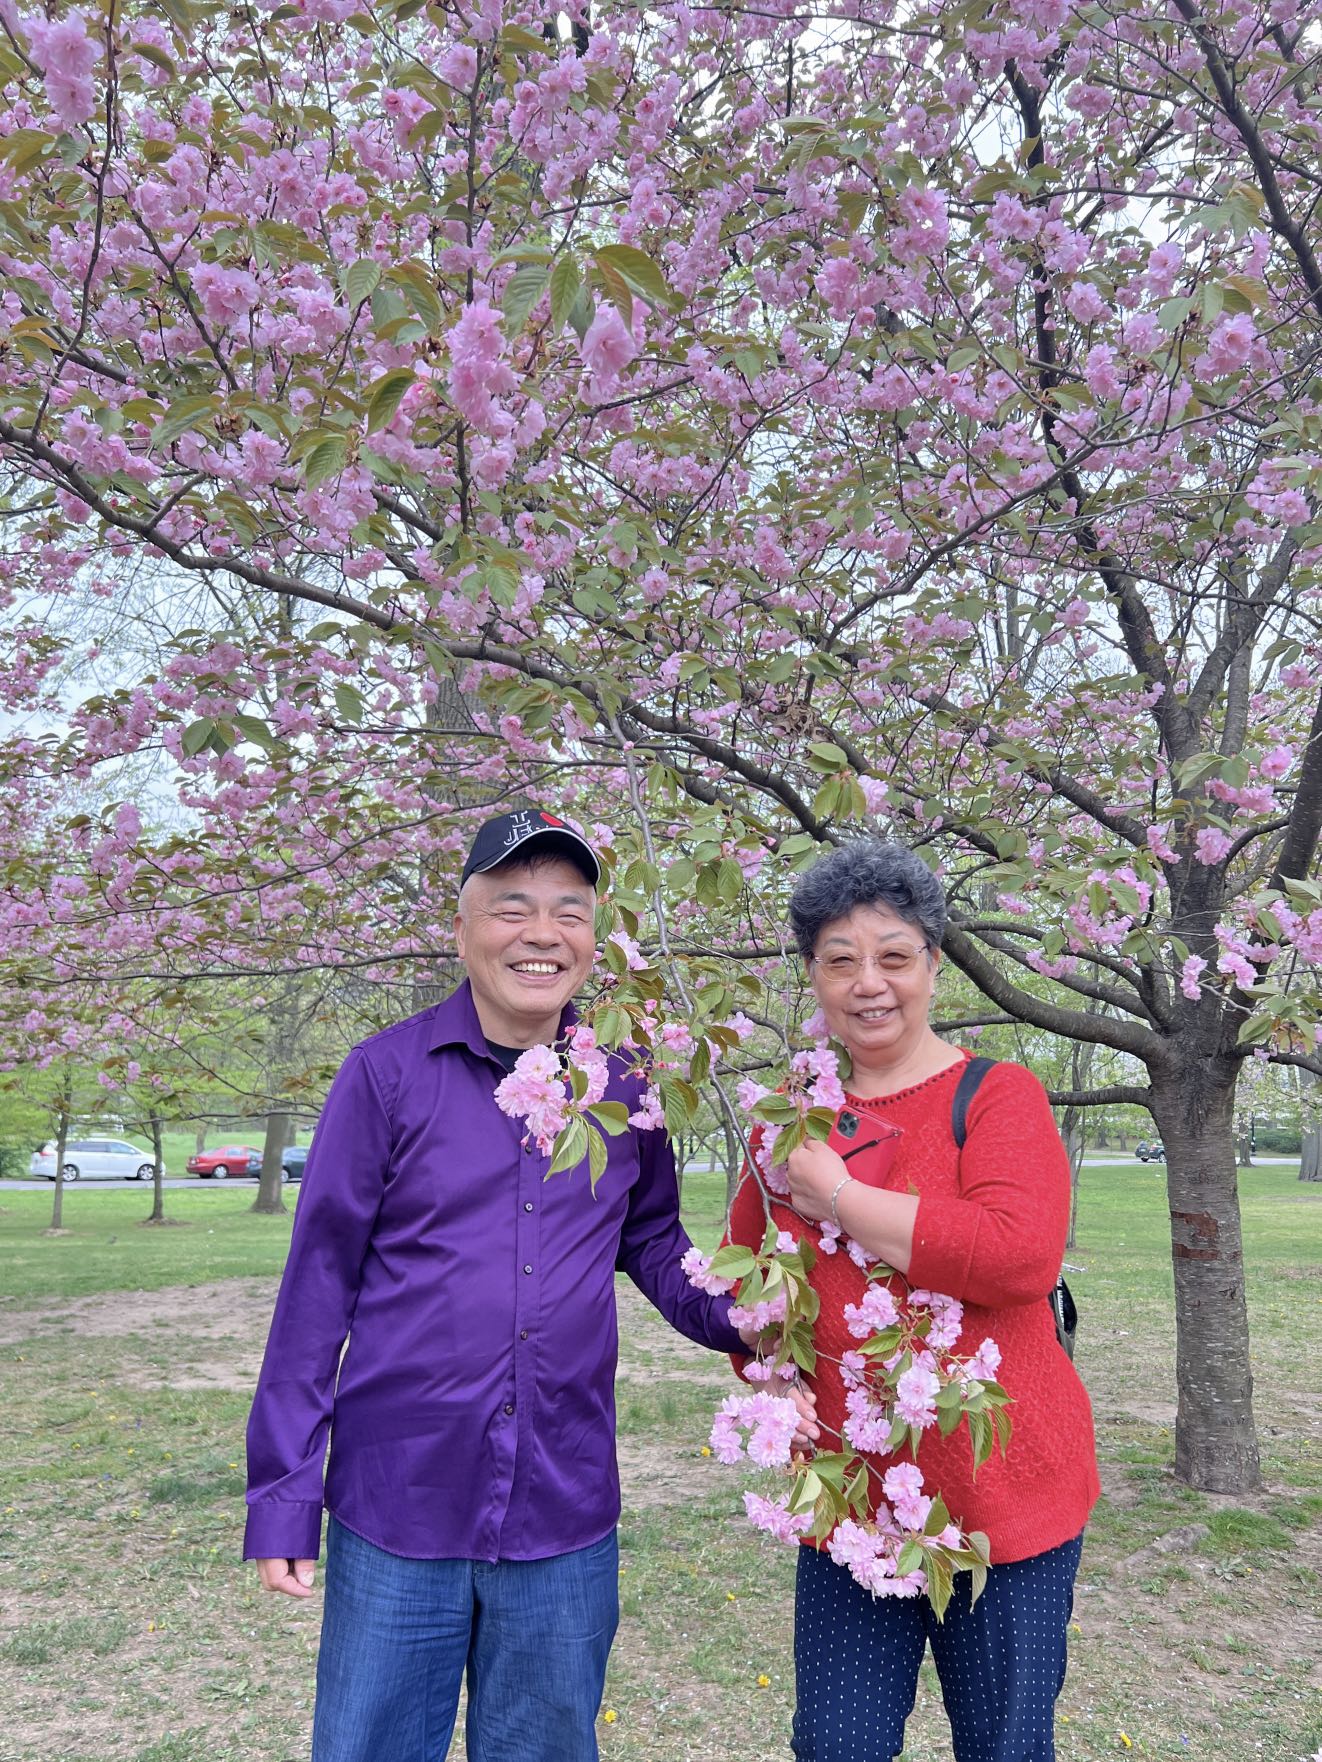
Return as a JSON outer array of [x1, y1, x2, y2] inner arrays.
[[242, 1498, 325, 1563], [711, 1293, 746, 1356]]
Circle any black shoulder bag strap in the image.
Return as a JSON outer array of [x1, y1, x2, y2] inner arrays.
[[951, 1057, 1078, 1360]]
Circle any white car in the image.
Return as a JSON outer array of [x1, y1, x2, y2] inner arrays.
[[29, 1139, 157, 1182]]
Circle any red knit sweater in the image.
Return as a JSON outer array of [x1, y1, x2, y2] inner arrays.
[[726, 1052, 1099, 1564]]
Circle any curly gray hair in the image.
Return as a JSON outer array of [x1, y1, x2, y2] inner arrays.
[[787, 840, 947, 960]]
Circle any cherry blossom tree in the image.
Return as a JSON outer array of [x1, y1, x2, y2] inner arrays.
[[3, 0, 1322, 1495]]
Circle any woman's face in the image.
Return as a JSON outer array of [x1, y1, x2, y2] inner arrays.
[[808, 903, 939, 1065]]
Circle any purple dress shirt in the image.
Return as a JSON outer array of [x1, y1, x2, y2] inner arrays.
[[244, 982, 741, 1563]]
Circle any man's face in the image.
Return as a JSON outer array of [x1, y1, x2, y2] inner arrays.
[[454, 857, 597, 1045]]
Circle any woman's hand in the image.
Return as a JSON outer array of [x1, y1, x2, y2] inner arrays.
[[785, 1137, 850, 1224], [787, 1380, 820, 1455]]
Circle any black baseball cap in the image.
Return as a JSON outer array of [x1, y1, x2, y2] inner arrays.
[[461, 808, 602, 888]]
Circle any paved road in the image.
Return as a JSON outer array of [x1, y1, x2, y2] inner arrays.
[[5, 1156, 1301, 1195], [2, 1175, 291, 1192]]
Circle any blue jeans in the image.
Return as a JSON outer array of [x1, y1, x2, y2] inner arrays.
[[793, 1531, 1085, 1762], [312, 1517, 619, 1762]]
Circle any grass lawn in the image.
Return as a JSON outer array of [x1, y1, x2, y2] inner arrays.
[[0, 1162, 1318, 1761]]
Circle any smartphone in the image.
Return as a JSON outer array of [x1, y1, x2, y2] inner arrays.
[[827, 1108, 903, 1188]]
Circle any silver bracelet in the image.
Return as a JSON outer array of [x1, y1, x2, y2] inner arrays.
[[829, 1175, 855, 1231]]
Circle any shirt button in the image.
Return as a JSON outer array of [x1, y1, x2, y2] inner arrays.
[[520, 1329, 529, 1341], [524, 1202, 534, 1213], [504, 1403, 515, 1416], [523, 1264, 533, 1275]]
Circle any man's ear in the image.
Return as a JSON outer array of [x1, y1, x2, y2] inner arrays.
[[453, 910, 467, 959]]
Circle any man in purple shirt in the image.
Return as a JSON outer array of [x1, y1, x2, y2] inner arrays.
[[244, 808, 749, 1762]]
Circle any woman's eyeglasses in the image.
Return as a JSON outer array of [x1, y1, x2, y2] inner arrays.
[[810, 947, 929, 982]]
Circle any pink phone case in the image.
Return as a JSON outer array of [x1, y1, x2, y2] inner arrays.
[[826, 1108, 903, 1188]]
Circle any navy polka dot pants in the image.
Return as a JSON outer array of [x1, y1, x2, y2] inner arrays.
[[792, 1531, 1084, 1762]]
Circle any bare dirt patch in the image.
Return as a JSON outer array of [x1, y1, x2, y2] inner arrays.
[[0, 1276, 276, 1391]]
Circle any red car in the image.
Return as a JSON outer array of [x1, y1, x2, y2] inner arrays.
[[187, 1145, 263, 1179]]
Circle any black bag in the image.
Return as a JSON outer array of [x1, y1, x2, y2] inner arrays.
[[951, 1057, 1078, 1360]]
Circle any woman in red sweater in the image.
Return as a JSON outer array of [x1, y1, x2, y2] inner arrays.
[[726, 839, 1098, 1762]]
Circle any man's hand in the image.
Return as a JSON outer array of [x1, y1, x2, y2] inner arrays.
[[785, 1137, 850, 1224], [257, 1557, 317, 1598]]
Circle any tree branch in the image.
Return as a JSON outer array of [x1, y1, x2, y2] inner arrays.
[[941, 922, 1158, 1058], [1046, 1085, 1152, 1108], [1173, 0, 1322, 322]]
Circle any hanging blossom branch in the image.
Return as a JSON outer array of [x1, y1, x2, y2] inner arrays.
[[680, 1026, 1009, 1617], [487, 801, 1013, 1616], [491, 722, 767, 1184]]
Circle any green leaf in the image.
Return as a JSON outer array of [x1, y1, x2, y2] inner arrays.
[[181, 719, 214, 757], [926, 1552, 955, 1622], [344, 258, 383, 307], [587, 1101, 630, 1136], [716, 857, 743, 903], [688, 1037, 711, 1085], [807, 740, 848, 771], [706, 1245, 756, 1281], [0, 129, 55, 175], [501, 22, 552, 51], [788, 1469, 823, 1514], [567, 282, 594, 341], [788, 1328, 816, 1374], [593, 257, 633, 324], [366, 369, 415, 433], [549, 255, 582, 332], [586, 1126, 608, 1191], [303, 434, 348, 488], [389, 263, 443, 331], [754, 1094, 800, 1125], [150, 394, 217, 452], [595, 243, 670, 307], [333, 683, 364, 725], [503, 261, 549, 336], [896, 1540, 924, 1577], [547, 1115, 589, 1177], [230, 712, 274, 752], [694, 863, 722, 908], [128, 40, 178, 74]]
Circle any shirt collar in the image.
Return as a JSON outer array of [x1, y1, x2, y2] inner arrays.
[[427, 979, 579, 1057]]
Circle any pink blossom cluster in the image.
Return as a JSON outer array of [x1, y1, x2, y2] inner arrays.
[[709, 1390, 800, 1468], [492, 1045, 570, 1154], [680, 1246, 738, 1296], [26, 9, 101, 130], [743, 1490, 812, 1544], [728, 1290, 788, 1335]]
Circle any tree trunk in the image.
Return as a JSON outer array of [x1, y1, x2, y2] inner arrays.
[[1299, 1072, 1320, 1180], [1151, 1071, 1261, 1493], [719, 1106, 742, 1208], [49, 1109, 69, 1232], [147, 1113, 166, 1223], [194, 1125, 207, 1155], [673, 1132, 690, 1195], [251, 1108, 289, 1215], [1060, 1106, 1085, 1252]]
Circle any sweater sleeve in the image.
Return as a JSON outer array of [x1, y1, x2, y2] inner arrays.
[[906, 1062, 1069, 1307], [243, 1046, 391, 1561]]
